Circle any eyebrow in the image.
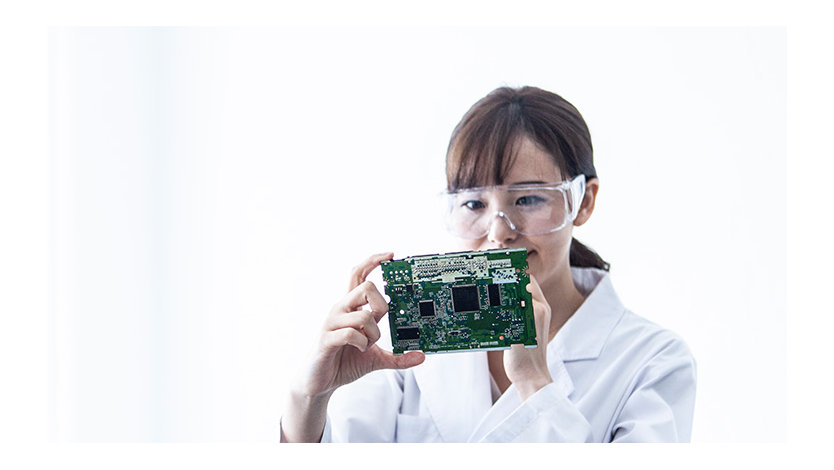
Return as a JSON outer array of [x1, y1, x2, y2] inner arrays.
[[507, 180, 549, 185]]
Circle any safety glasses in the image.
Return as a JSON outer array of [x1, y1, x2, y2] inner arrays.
[[440, 174, 586, 239]]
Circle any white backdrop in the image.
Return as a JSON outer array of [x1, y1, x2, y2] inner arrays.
[[48, 27, 785, 442]]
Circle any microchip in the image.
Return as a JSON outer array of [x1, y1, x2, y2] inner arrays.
[[418, 300, 435, 317], [397, 327, 419, 340], [451, 285, 480, 313], [488, 284, 501, 307]]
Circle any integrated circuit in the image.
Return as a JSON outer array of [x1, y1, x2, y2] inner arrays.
[[418, 300, 436, 317], [451, 285, 480, 313], [381, 248, 537, 355]]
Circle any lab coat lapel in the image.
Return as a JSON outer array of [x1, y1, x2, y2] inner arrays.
[[548, 346, 575, 397], [408, 269, 620, 442], [413, 351, 492, 442], [555, 269, 626, 362], [467, 346, 576, 443]]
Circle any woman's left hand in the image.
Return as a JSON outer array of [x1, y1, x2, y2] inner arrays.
[[504, 274, 554, 401]]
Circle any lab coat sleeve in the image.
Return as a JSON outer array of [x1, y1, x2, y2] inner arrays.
[[278, 369, 403, 443], [475, 383, 595, 442], [475, 335, 696, 442], [320, 368, 404, 443], [610, 337, 697, 442]]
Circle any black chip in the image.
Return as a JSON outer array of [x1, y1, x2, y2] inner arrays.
[[405, 284, 413, 293], [488, 284, 501, 307], [397, 327, 419, 340], [451, 285, 480, 313], [418, 300, 435, 317]]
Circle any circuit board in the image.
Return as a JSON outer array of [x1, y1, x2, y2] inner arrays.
[[381, 248, 537, 355]]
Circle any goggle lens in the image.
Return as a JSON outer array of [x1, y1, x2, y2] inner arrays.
[[442, 175, 585, 239]]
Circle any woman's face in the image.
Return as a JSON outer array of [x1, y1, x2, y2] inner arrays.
[[456, 136, 574, 291]]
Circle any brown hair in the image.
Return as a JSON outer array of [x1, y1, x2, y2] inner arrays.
[[445, 86, 610, 271]]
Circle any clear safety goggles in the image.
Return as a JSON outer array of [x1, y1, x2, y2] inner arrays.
[[440, 174, 586, 239]]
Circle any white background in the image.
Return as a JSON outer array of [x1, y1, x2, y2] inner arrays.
[[46, 27, 785, 442], [6, 0, 834, 469], [4, 0, 833, 466]]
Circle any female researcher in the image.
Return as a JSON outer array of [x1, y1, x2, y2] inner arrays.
[[280, 86, 697, 442]]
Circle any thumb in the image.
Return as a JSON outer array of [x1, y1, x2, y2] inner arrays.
[[372, 350, 426, 371]]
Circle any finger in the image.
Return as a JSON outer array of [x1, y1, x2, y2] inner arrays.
[[526, 275, 551, 344], [340, 280, 389, 320], [322, 327, 370, 353], [370, 349, 425, 371], [526, 274, 547, 304], [325, 310, 382, 345], [348, 252, 394, 291], [526, 275, 551, 313], [530, 277, 551, 314]]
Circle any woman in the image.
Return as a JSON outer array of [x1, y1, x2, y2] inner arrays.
[[280, 86, 697, 442]]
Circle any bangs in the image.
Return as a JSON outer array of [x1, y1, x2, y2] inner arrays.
[[446, 121, 524, 190], [445, 90, 571, 191]]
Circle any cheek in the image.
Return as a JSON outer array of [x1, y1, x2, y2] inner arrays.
[[528, 233, 573, 272]]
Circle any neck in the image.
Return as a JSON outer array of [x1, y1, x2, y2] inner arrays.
[[541, 264, 586, 342]]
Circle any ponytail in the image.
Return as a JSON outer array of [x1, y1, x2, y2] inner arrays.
[[569, 237, 610, 271]]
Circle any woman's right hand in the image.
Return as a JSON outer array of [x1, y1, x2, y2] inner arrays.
[[294, 252, 426, 400], [282, 252, 425, 442]]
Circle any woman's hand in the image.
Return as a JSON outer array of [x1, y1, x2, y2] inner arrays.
[[503, 274, 553, 401], [281, 252, 425, 442], [296, 252, 426, 399]]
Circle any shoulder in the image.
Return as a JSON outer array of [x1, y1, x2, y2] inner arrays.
[[568, 266, 695, 368], [616, 310, 692, 355], [604, 309, 697, 384]]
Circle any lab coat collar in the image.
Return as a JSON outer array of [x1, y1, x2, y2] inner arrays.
[[550, 267, 626, 362]]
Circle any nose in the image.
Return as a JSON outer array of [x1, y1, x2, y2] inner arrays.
[[486, 211, 518, 246]]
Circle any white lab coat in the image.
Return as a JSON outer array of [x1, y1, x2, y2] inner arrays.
[[319, 267, 697, 442]]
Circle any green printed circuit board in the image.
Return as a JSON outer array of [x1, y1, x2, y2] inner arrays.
[[381, 248, 537, 355]]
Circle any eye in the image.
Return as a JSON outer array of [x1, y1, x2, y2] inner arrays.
[[516, 195, 546, 207], [462, 200, 485, 211]]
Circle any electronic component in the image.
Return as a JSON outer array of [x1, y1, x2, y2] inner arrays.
[[488, 283, 501, 307], [418, 300, 436, 317], [381, 248, 537, 354], [451, 285, 480, 313]]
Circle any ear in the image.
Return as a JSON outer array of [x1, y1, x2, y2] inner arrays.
[[573, 177, 599, 227]]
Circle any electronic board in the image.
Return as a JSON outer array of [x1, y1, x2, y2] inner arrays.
[[381, 248, 537, 355]]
